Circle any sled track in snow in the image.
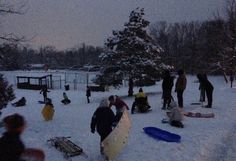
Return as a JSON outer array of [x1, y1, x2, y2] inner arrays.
[[206, 124, 236, 161]]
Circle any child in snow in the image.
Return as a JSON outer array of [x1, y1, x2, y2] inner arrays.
[[229, 70, 234, 88], [61, 92, 71, 105], [12, 97, 26, 107], [86, 86, 91, 103], [41, 98, 55, 121], [90, 99, 115, 154], [109, 95, 129, 123], [131, 88, 151, 114], [175, 69, 187, 108], [40, 86, 50, 102], [166, 106, 184, 128], [0, 113, 45, 161], [197, 73, 214, 108], [162, 70, 174, 110]]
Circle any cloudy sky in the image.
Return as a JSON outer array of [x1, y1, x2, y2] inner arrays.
[[1, 0, 225, 50]]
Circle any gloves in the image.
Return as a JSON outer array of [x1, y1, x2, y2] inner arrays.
[[91, 129, 95, 133]]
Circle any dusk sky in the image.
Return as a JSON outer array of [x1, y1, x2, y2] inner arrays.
[[1, 0, 225, 50]]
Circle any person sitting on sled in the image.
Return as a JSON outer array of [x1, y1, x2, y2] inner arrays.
[[166, 104, 184, 128], [41, 98, 55, 121], [131, 88, 151, 114], [61, 92, 71, 105], [12, 97, 26, 107]]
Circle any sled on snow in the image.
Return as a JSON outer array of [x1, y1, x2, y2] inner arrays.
[[47, 137, 87, 159], [143, 127, 181, 143], [102, 109, 131, 161], [38, 101, 46, 104], [184, 112, 214, 118]]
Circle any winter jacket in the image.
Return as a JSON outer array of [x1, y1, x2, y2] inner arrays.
[[41, 104, 54, 121], [135, 92, 147, 98], [162, 75, 174, 91], [86, 89, 91, 97], [162, 75, 174, 97], [63, 93, 69, 100], [111, 96, 129, 112], [175, 75, 187, 91], [90, 106, 115, 136], [197, 75, 214, 91], [167, 107, 183, 122], [202, 79, 214, 91], [0, 131, 25, 161]]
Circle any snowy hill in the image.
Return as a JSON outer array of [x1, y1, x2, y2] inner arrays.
[[0, 74, 236, 161]]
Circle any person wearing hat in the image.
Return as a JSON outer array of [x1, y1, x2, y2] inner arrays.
[[108, 95, 129, 122], [175, 69, 187, 108], [90, 99, 115, 154]]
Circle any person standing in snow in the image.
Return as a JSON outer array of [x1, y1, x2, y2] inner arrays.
[[86, 86, 91, 103], [197, 73, 214, 108], [0, 114, 45, 161], [108, 95, 129, 123], [40, 86, 50, 102], [162, 70, 174, 110], [175, 69, 187, 108], [198, 73, 206, 103], [90, 99, 115, 154], [229, 70, 234, 88]]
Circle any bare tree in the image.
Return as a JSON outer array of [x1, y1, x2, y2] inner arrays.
[[0, 0, 27, 43]]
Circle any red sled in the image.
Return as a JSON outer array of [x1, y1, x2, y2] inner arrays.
[[184, 112, 214, 118]]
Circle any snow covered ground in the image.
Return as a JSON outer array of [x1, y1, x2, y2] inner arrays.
[[0, 72, 236, 161]]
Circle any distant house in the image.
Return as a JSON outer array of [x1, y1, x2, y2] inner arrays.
[[29, 64, 47, 70]]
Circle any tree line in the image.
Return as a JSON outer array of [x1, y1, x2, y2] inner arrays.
[[1, 0, 236, 74], [0, 43, 103, 70]]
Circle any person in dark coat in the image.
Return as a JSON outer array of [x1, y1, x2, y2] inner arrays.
[[175, 69, 187, 108], [86, 86, 91, 103], [12, 97, 26, 107], [0, 114, 45, 161], [109, 95, 129, 123], [162, 70, 174, 110], [91, 99, 115, 154], [128, 78, 134, 96], [197, 73, 214, 108], [229, 70, 234, 88], [0, 114, 25, 161], [40, 87, 50, 102]]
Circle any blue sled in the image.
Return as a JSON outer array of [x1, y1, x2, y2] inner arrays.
[[38, 101, 45, 104], [143, 127, 181, 143]]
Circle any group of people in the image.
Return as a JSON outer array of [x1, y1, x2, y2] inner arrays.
[[161, 69, 214, 128], [0, 70, 217, 159], [162, 69, 214, 109]]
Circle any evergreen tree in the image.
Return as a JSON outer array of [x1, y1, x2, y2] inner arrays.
[[0, 74, 15, 112], [96, 8, 163, 91]]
